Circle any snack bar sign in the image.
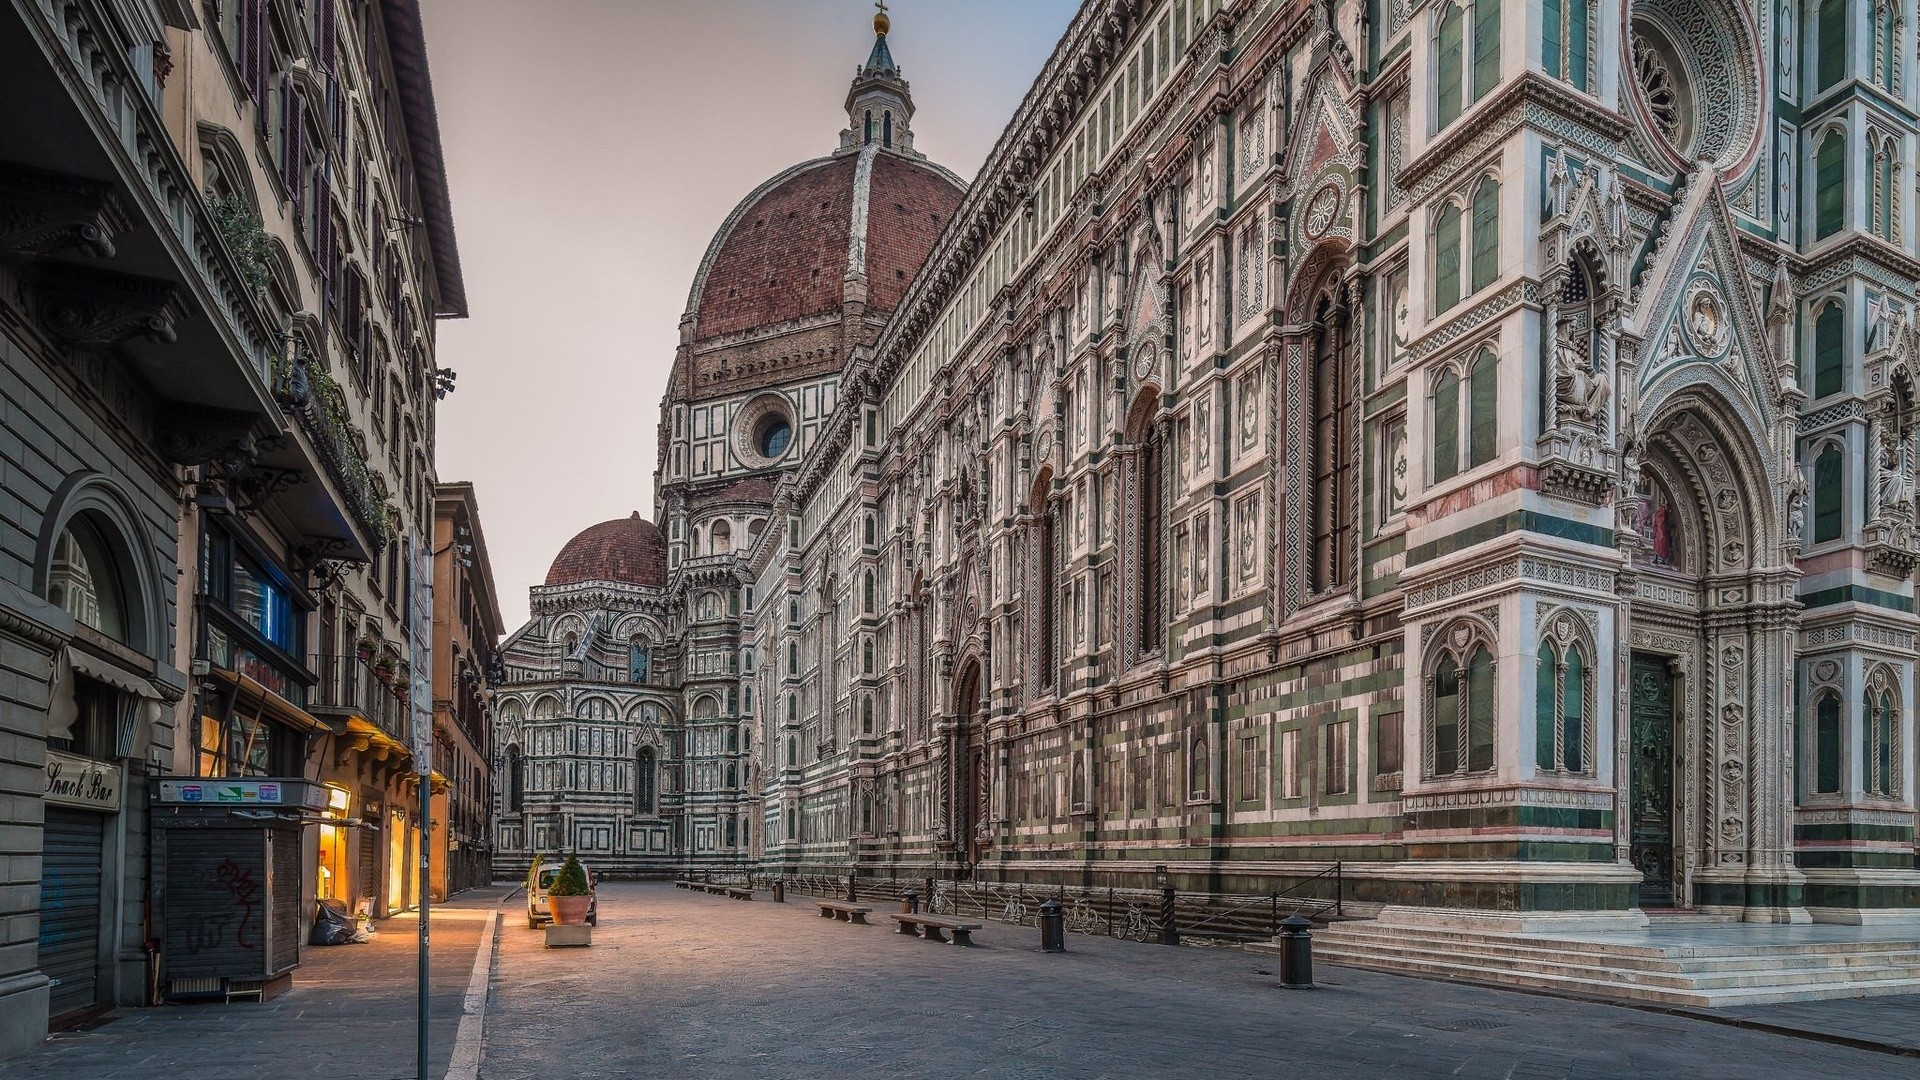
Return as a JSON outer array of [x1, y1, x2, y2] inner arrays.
[[45, 750, 120, 811]]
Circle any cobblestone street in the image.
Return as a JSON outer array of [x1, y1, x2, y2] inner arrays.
[[478, 883, 1918, 1080]]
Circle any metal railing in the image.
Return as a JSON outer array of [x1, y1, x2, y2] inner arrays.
[[307, 652, 410, 737], [737, 865, 1343, 943]]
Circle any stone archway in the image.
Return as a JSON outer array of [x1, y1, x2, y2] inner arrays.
[[1623, 388, 1800, 916], [951, 659, 986, 872]]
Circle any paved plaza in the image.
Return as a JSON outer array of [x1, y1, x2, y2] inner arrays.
[[2, 882, 1917, 1079], [478, 883, 1917, 1080]]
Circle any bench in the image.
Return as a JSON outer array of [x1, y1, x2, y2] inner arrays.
[[889, 912, 983, 946], [723, 886, 754, 901], [673, 879, 694, 889], [815, 900, 873, 924]]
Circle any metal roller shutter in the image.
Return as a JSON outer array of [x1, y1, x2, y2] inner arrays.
[[358, 825, 377, 911], [39, 810, 105, 1021]]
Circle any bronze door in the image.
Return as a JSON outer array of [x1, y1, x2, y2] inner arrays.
[[1629, 653, 1677, 906]]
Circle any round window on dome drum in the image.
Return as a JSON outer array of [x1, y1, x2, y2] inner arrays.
[[757, 416, 792, 459]]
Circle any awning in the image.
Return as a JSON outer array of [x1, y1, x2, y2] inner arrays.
[[204, 665, 330, 733], [67, 646, 162, 699]]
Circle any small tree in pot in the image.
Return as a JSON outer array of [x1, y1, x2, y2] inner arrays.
[[547, 853, 593, 925]]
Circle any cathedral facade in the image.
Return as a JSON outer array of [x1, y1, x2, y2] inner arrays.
[[501, 0, 1920, 925]]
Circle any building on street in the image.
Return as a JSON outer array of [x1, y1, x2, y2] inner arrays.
[[431, 481, 503, 898], [511, 0, 1920, 961], [0, 0, 464, 1051]]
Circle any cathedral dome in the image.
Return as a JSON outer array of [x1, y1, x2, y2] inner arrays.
[[681, 15, 963, 351], [544, 512, 667, 588], [685, 150, 963, 343]]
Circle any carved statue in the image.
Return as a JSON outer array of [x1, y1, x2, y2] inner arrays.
[[1784, 467, 1808, 553], [1553, 316, 1609, 427], [1873, 432, 1916, 524]]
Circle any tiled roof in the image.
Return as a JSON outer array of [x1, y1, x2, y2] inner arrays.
[[544, 512, 667, 588]]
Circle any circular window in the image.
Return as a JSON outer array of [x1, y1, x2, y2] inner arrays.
[[733, 393, 797, 468], [1625, 1, 1763, 179], [756, 416, 792, 459]]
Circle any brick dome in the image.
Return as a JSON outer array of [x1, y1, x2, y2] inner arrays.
[[544, 512, 667, 588], [686, 150, 964, 343]]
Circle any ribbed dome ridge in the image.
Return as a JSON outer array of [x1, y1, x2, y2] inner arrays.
[[544, 513, 667, 588]]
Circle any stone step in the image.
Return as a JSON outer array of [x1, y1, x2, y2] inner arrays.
[[1307, 940, 1920, 992], [1314, 921, 1920, 961], [1299, 944, 1920, 1008], [1309, 926, 1920, 975]]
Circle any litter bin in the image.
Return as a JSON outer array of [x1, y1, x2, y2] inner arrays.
[[902, 888, 920, 914], [771, 879, 785, 903], [1277, 913, 1314, 988], [1038, 899, 1065, 953]]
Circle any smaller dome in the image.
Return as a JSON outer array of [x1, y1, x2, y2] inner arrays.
[[545, 512, 667, 588]]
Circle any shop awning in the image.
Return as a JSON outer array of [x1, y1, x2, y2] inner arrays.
[[342, 715, 414, 762], [204, 665, 330, 734], [67, 646, 162, 699]]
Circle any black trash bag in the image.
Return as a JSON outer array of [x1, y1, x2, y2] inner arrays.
[[309, 899, 357, 945]]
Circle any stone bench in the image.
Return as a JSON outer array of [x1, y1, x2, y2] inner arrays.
[[815, 900, 873, 924], [889, 912, 983, 946], [723, 886, 754, 901]]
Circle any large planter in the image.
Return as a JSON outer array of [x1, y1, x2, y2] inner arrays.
[[550, 894, 592, 926]]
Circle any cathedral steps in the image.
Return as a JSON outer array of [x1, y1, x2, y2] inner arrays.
[[1246, 920, 1920, 1007]]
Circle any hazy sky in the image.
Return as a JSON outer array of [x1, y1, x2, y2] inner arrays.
[[422, 0, 1077, 634]]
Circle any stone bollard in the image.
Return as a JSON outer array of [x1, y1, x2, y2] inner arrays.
[[1277, 914, 1315, 988], [923, 876, 936, 914], [1038, 899, 1065, 953], [847, 875, 859, 903], [1159, 885, 1179, 946]]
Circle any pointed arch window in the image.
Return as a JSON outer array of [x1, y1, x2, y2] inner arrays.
[[1432, 368, 1461, 482], [1542, 0, 1590, 91], [1432, 345, 1498, 484], [1871, 136, 1899, 242], [1813, 301, 1845, 398], [1468, 347, 1499, 467], [1434, 0, 1499, 131], [1470, 178, 1500, 292], [1864, 671, 1902, 798], [1432, 201, 1463, 311], [628, 639, 650, 683], [1818, 0, 1849, 91], [1815, 128, 1847, 239], [1038, 499, 1059, 689], [1535, 632, 1592, 774], [1812, 691, 1843, 794], [1813, 443, 1845, 543], [1136, 420, 1166, 654], [506, 745, 524, 812], [635, 746, 656, 814], [1427, 627, 1497, 779], [1309, 296, 1354, 594]]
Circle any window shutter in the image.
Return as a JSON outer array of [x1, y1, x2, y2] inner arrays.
[[1471, 0, 1501, 100], [1815, 130, 1846, 239], [1817, 0, 1847, 91], [1815, 694, 1841, 794], [1814, 303, 1844, 397], [1468, 349, 1498, 466], [1433, 203, 1461, 311], [1813, 445, 1844, 542], [1432, 371, 1460, 482], [241, 0, 266, 110], [1470, 179, 1500, 292], [1569, 0, 1589, 91], [1561, 647, 1583, 773], [1436, 6, 1465, 128], [1466, 645, 1495, 772], [1543, 0, 1562, 80], [1535, 643, 1557, 770]]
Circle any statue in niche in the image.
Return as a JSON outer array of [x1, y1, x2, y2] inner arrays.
[[1874, 430, 1916, 524], [1552, 315, 1608, 426], [1784, 468, 1808, 554], [1634, 473, 1681, 568]]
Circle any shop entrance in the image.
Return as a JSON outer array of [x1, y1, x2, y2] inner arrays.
[[39, 808, 105, 1022]]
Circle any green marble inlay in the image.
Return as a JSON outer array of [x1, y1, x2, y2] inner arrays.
[[1405, 511, 1612, 566], [1799, 584, 1915, 614]]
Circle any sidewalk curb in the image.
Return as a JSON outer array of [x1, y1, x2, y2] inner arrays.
[[445, 908, 500, 1080]]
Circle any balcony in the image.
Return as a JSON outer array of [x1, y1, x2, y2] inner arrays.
[[308, 652, 412, 750]]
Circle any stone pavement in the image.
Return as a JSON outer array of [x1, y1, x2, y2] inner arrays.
[[1694, 996, 1920, 1054], [0, 886, 506, 1080], [478, 882, 1918, 1080]]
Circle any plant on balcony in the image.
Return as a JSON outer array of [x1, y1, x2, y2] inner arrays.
[[207, 192, 273, 293], [355, 635, 379, 663], [372, 653, 395, 682]]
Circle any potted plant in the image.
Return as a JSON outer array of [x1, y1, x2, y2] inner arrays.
[[547, 853, 593, 926], [372, 653, 395, 682], [355, 635, 378, 664]]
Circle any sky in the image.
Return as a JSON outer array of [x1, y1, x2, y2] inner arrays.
[[421, 0, 1078, 635]]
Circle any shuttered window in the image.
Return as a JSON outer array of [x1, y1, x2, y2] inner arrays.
[[1815, 130, 1846, 239], [1433, 202, 1462, 311], [1817, 0, 1847, 91], [1436, 4, 1466, 128], [1814, 302, 1845, 397], [1470, 179, 1500, 292], [1813, 445, 1845, 543]]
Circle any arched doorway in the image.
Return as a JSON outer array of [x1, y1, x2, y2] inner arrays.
[[1625, 390, 1787, 910], [953, 659, 986, 872]]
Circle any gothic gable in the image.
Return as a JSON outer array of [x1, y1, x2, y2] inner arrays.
[[1628, 167, 1781, 439]]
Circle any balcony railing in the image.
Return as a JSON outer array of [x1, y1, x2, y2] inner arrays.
[[282, 365, 394, 554], [308, 652, 410, 739]]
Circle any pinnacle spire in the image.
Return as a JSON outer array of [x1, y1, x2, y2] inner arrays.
[[841, 1, 916, 154]]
